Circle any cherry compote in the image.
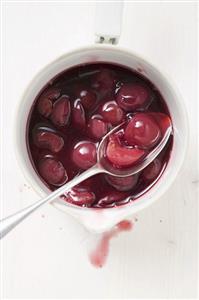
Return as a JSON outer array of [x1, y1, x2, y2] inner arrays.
[[27, 63, 172, 208]]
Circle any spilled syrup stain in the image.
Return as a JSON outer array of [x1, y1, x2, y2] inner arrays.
[[89, 220, 133, 268]]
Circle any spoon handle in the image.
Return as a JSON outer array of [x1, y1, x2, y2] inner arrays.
[[0, 164, 102, 239]]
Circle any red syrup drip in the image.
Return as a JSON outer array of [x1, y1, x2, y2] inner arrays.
[[89, 220, 133, 268]]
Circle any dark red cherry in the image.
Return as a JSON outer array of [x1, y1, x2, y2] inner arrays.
[[116, 83, 151, 111], [147, 112, 172, 136], [106, 136, 145, 168], [106, 174, 139, 191], [72, 141, 97, 169], [43, 88, 61, 100], [50, 95, 71, 127], [101, 101, 124, 125], [64, 187, 96, 207], [124, 113, 161, 149], [38, 157, 68, 186], [75, 88, 97, 110], [37, 98, 52, 118], [76, 174, 104, 192], [33, 127, 64, 153], [142, 158, 162, 181], [37, 88, 61, 117], [87, 115, 109, 140], [92, 68, 116, 95], [75, 178, 94, 191], [72, 99, 86, 129]]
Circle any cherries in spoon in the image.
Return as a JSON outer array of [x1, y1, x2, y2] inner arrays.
[[0, 113, 172, 239]]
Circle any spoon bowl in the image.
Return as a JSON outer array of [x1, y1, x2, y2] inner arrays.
[[98, 118, 172, 177]]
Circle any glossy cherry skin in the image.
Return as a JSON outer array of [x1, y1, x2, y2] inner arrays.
[[64, 187, 96, 207], [101, 101, 124, 125], [87, 115, 109, 140], [38, 157, 68, 186], [106, 173, 139, 191], [72, 99, 86, 129], [106, 136, 145, 168], [124, 113, 161, 149], [147, 112, 172, 136], [37, 88, 61, 117], [75, 87, 97, 110], [33, 127, 64, 153], [72, 141, 97, 170], [50, 95, 71, 127], [142, 158, 162, 181], [116, 83, 151, 111]]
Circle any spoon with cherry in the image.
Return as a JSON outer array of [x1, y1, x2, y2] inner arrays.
[[0, 113, 172, 239]]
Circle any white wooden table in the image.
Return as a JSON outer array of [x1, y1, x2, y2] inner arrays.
[[1, 2, 198, 298]]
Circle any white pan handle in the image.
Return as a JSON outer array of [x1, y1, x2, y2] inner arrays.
[[95, 1, 124, 44]]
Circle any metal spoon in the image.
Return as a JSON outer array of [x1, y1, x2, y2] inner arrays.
[[0, 120, 172, 239]]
